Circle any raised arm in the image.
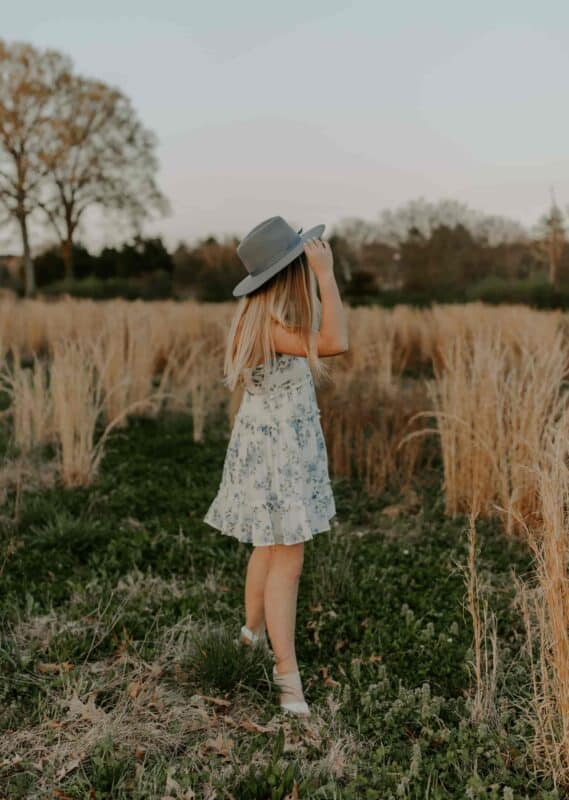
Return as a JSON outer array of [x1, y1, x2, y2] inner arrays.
[[271, 238, 349, 357]]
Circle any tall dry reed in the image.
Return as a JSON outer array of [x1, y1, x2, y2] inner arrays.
[[0, 348, 53, 453], [514, 417, 569, 789], [405, 322, 569, 536], [318, 367, 433, 496], [90, 304, 162, 425], [460, 509, 499, 726], [50, 338, 152, 487], [161, 333, 225, 442]]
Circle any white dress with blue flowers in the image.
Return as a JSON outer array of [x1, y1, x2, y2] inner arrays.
[[203, 353, 336, 546]]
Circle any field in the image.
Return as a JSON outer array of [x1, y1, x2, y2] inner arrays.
[[1, 296, 569, 799]]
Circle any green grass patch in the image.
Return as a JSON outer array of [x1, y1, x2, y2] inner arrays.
[[0, 410, 558, 798]]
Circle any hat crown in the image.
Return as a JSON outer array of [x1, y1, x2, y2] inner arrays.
[[237, 216, 301, 277]]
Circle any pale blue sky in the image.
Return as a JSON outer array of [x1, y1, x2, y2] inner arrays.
[[4, 1, 569, 251]]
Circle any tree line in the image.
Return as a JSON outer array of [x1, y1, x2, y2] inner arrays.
[[0, 39, 169, 296], [1, 39, 568, 305], [1, 192, 564, 307]]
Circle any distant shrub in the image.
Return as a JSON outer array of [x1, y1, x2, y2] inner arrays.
[[37, 270, 173, 301], [345, 273, 569, 310], [465, 273, 569, 309]]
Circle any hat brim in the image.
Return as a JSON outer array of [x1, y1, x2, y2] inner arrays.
[[232, 223, 325, 298]]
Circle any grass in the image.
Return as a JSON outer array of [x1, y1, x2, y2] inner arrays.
[[0, 409, 560, 798], [181, 626, 274, 696]]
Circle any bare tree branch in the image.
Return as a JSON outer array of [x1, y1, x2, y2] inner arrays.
[[38, 74, 170, 279]]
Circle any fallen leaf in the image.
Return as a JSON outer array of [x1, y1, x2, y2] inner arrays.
[[147, 689, 166, 711], [223, 716, 275, 733], [55, 751, 86, 781], [319, 666, 341, 688], [306, 620, 321, 645], [199, 694, 231, 707], [381, 504, 404, 517], [128, 681, 142, 699], [204, 733, 234, 758], [64, 690, 107, 723], [37, 661, 73, 674]]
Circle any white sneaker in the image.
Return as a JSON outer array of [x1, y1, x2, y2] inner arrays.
[[272, 664, 310, 717], [239, 624, 268, 647]]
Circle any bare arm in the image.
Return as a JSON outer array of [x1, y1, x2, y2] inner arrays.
[[271, 237, 349, 357]]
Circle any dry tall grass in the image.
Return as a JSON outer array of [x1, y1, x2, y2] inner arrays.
[[406, 320, 569, 536], [0, 297, 232, 486], [3, 295, 568, 507], [0, 349, 53, 453], [318, 370, 432, 497], [161, 336, 225, 441], [317, 305, 441, 496], [4, 295, 569, 791], [50, 337, 168, 487], [50, 338, 122, 487], [514, 417, 569, 789], [460, 509, 499, 726], [91, 304, 163, 425]]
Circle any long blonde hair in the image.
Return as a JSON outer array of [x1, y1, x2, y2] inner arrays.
[[224, 251, 330, 392]]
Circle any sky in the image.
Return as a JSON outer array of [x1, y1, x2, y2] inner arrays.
[[3, 0, 569, 253]]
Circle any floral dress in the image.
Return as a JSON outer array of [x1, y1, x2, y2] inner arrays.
[[203, 353, 336, 546]]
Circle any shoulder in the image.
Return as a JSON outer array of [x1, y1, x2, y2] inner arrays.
[[270, 320, 313, 357]]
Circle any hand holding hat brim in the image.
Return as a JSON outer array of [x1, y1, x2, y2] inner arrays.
[[232, 223, 325, 298]]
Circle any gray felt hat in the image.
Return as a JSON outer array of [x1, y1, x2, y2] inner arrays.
[[233, 215, 325, 298]]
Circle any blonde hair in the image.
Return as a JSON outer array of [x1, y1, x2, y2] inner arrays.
[[223, 251, 330, 392]]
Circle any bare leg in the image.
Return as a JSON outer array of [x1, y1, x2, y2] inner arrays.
[[264, 542, 305, 675], [244, 545, 272, 634]]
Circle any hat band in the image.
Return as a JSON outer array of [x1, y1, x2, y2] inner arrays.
[[249, 235, 302, 277]]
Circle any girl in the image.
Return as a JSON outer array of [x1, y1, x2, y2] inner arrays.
[[203, 215, 349, 717]]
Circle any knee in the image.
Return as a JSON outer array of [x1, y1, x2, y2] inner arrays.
[[269, 543, 304, 582]]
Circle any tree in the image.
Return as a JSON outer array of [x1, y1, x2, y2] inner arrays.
[[34, 241, 94, 285], [0, 40, 71, 296], [534, 191, 565, 289], [114, 235, 173, 279], [399, 223, 479, 294], [333, 217, 380, 254], [377, 197, 527, 247], [171, 235, 242, 301], [38, 73, 170, 281]]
